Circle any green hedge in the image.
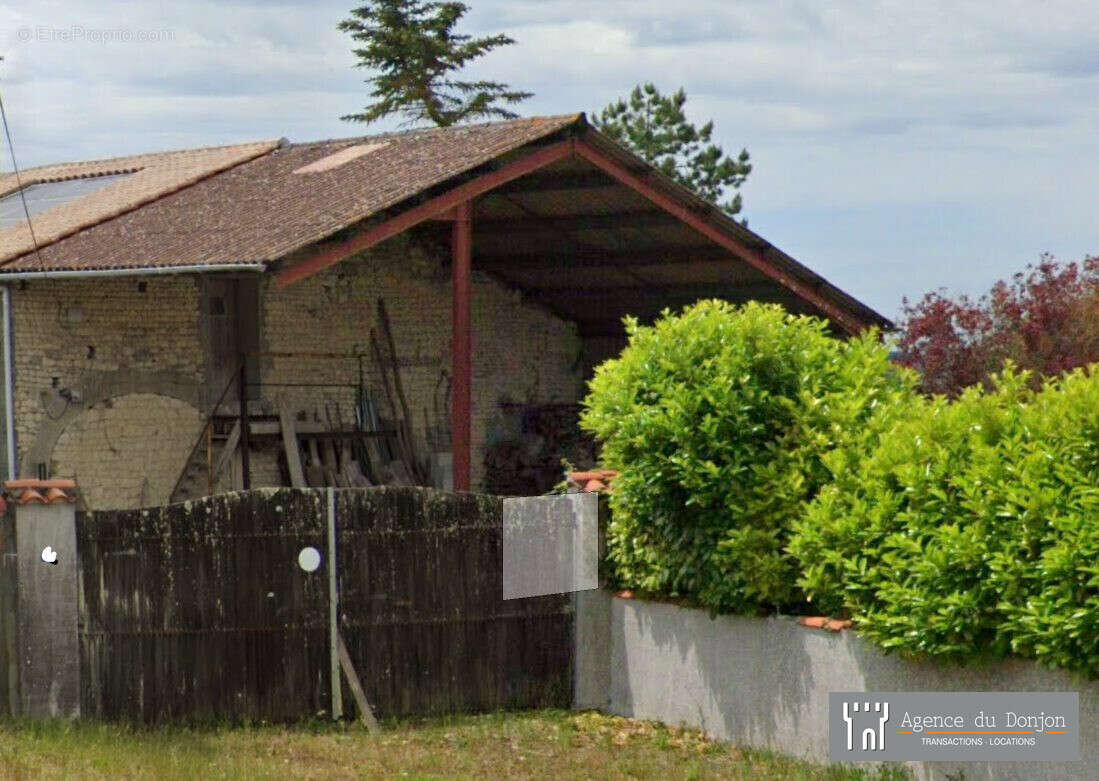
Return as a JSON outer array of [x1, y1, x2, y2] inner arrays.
[[583, 301, 1099, 675], [791, 365, 1099, 673], [580, 301, 914, 614]]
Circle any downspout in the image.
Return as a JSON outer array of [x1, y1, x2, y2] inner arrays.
[[1, 285, 15, 479]]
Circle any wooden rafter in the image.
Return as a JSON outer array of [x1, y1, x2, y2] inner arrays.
[[473, 210, 677, 235], [474, 246, 730, 270], [572, 139, 865, 334]]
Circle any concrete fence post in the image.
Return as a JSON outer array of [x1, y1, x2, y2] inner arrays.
[[4, 478, 81, 719], [572, 588, 612, 710]]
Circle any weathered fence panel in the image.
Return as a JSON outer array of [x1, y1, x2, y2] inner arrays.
[[336, 489, 572, 717], [78, 489, 329, 722], [76, 487, 572, 723]]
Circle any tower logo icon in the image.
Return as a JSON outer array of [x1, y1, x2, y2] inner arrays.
[[842, 700, 889, 751]]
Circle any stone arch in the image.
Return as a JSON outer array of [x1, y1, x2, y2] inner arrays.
[[22, 371, 203, 510]]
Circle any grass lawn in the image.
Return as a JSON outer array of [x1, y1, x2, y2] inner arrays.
[[0, 709, 909, 780]]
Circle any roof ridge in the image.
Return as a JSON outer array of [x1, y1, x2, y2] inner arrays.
[[8, 115, 585, 170], [264, 114, 586, 150]]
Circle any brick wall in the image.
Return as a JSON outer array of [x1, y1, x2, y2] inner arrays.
[[8, 236, 584, 508]]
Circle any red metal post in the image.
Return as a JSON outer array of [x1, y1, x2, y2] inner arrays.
[[451, 200, 473, 491]]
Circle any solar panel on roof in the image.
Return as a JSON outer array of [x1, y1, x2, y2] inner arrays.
[[0, 173, 133, 229]]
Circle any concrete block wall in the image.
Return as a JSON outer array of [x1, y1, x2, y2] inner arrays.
[[7, 235, 584, 508], [575, 592, 1097, 781]]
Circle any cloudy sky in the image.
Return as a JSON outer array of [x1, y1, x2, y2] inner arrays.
[[2, 1, 1098, 319]]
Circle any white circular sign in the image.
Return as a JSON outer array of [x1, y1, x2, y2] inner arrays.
[[297, 546, 322, 573]]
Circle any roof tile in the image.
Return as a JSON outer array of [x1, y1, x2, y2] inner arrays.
[[5, 478, 77, 489], [0, 141, 279, 265], [45, 487, 77, 504], [0, 116, 580, 273]]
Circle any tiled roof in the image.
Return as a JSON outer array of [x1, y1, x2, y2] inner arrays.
[[0, 115, 581, 273], [0, 141, 279, 266]]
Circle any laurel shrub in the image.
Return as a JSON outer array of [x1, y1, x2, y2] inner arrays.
[[580, 300, 915, 614], [792, 365, 1099, 674]]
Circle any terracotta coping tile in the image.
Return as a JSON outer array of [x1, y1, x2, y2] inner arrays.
[[568, 470, 618, 494], [799, 616, 853, 632], [16, 489, 46, 505], [4, 479, 80, 508], [4, 478, 77, 490], [45, 487, 77, 505]]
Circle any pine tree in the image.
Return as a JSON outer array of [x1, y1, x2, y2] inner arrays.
[[594, 83, 752, 219], [339, 1, 532, 127]]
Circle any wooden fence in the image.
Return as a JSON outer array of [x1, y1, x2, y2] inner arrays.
[[76, 487, 572, 722]]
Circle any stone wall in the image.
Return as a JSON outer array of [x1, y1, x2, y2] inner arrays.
[[10, 276, 205, 509], [8, 236, 584, 507], [259, 234, 584, 490], [11, 276, 204, 454], [50, 394, 204, 511]]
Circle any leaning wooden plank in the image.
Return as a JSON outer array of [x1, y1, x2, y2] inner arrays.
[[211, 420, 241, 483], [369, 329, 399, 424], [230, 449, 244, 491], [322, 438, 340, 485], [337, 631, 380, 733], [306, 438, 326, 487], [377, 299, 426, 483], [369, 329, 420, 478], [341, 459, 372, 487], [388, 460, 413, 486], [278, 402, 307, 488]]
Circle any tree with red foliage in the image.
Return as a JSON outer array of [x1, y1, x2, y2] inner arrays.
[[896, 254, 1099, 396]]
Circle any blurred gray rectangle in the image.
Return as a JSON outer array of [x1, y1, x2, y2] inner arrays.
[[503, 493, 598, 600]]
